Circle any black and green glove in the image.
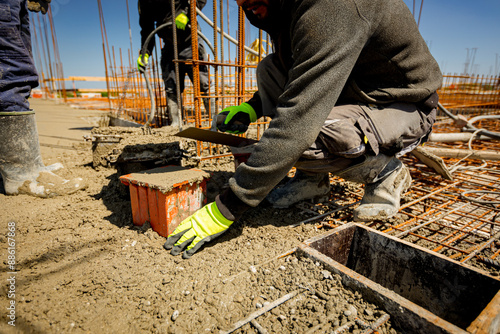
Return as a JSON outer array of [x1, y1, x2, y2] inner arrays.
[[137, 53, 149, 73], [175, 13, 189, 30], [216, 102, 257, 134], [164, 202, 233, 259], [27, 0, 51, 14]]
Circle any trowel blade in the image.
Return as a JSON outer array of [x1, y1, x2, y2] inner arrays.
[[411, 146, 454, 181], [175, 127, 258, 147]]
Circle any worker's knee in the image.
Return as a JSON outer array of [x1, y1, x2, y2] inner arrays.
[[356, 103, 436, 155], [316, 103, 436, 158], [318, 118, 365, 158]]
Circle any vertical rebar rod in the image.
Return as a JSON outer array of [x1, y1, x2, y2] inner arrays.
[[237, 7, 245, 105], [212, 0, 219, 123], [125, 0, 134, 56], [30, 14, 48, 95], [41, 14, 55, 94], [219, 0, 226, 110], [171, 0, 183, 131], [48, 8, 66, 101], [190, 0, 202, 128], [97, 0, 111, 110]]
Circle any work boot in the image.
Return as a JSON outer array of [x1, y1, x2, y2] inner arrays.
[[0, 112, 87, 198], [354, 164, 411, 221], [334, 154, 411, 221], [266, 170, 330, 208], [166, 93, 181, 128]]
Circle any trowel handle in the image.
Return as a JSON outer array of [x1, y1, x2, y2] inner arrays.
[[211, 113, 243, 132]]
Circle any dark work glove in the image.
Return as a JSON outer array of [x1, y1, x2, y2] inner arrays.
[[216, 102, 257, 134], [27, 0, 51, 14], [137, 53, 150, 73], [175, 13, 189, 30]]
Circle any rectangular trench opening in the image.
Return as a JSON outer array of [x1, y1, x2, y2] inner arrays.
[[308, 224, 500, 330]]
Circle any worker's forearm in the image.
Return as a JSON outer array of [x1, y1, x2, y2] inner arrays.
[[245, 91, 264, 119], [216, 188, 252, 222]]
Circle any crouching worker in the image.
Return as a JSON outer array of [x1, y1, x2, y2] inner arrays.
[[165, 0, 442, 258], [0, 0, 86, 197]]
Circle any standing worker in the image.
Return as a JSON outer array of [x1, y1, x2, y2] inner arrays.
[[137, 0, 211, 128], [0, 0, 86, 198], [165, 0, 442, 258]]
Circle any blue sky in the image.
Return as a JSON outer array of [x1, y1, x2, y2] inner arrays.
[[33, 0, 500, 89]]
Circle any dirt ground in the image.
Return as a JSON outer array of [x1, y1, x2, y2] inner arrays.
[[0, 98, 450, 333]]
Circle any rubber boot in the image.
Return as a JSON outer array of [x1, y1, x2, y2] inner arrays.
[[0, 112, 87, 198], [334, 154, 411, 221], [166, 93, 181, 128], [266, 170, 330, 208]]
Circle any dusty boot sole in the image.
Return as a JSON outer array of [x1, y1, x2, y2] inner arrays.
[[270, 192, 330, 209], [266, 172, 331, 209], [353, 166, 411, 222]]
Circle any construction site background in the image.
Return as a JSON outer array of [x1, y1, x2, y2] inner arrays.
[[30, 0, 499, 139], [13, 2, 500, 330]]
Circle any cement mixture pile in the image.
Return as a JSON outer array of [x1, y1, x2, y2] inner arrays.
[[1, 110, 400, 333]]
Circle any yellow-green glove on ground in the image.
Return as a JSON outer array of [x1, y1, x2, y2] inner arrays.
[[137, 53, 149, 72], [175, 13, 189, 30], [164, 202, 233, 259], [216, 102, 257, 134]]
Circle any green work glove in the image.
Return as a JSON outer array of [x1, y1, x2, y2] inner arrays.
[[27, 0, 51, 14], [137, 53, 149, 72], [175, 13, 189, 30], [164, 202, 234, 259], [216, 102, 257, 134]]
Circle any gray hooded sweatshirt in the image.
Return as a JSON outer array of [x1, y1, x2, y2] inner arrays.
[[222, 0, 442, 212]]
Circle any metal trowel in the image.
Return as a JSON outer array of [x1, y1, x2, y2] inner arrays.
[[175, 127, 258, 147], [411, 145, 454, 180]]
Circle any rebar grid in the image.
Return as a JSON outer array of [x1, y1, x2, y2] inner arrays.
[[295, 143, 500, 276], [386, 156, 499, 266], [30, 3, 500, 133], [28, 1, 500, 275], [437, 74, 500, 117], [432, 118, 500, 150]]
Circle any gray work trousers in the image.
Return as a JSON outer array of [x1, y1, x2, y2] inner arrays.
[[256, 54, 437, 174], [161, 42, 210, 95]]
